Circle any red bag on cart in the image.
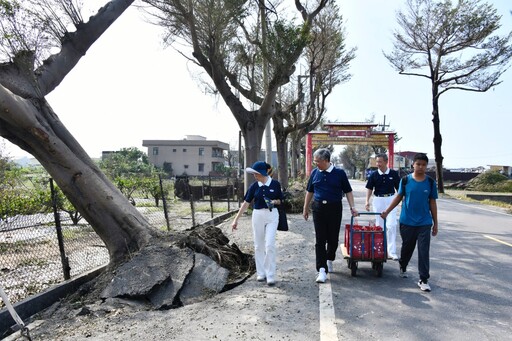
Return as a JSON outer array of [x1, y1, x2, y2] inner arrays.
[[345, 224, 385, 260], [344, 224, 365, 247]]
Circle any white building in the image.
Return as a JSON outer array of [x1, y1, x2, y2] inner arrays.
[[143, 135, 229, 176]]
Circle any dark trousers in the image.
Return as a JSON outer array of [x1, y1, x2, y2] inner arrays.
[[399, 224, 431, 282], [312, 201, 342, 273]]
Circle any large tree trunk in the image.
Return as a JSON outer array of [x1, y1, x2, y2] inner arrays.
[[0, 0, 151, 265], [274, 128, 289, 189], [432, 87, 445, 193], [0, 91, 156, 264], [290, 133, 303, 179], [239, 109, 267, 192]]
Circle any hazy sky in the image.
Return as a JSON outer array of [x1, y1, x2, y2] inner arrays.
[[3, 0, 512, 169]]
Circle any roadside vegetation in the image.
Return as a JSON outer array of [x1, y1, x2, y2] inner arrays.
[[444, 171, 512, 213], [465, 171, 512, 193]]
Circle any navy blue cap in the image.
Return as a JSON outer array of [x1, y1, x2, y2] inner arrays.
[[245, 161, 268, 176]]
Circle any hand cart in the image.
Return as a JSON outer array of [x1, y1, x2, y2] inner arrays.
[[341, 212, 387, 277]]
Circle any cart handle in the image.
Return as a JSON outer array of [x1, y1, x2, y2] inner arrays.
[[350, 212, 387, 230], [356, 212, 382, 216]]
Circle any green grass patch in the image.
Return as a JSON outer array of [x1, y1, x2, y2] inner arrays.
[[18, 258, 48, 267], [444, 190, 512, 214]]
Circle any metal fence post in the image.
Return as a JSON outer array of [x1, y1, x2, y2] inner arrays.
[[49, 178, 70, 280], [209, 176, 214, 218], [227, 177, 231, 211], [187, 177, 196, 227], [159, 174, 171, 231]]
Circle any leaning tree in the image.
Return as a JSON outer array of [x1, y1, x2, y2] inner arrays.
[[0, 0, 252, 308], [384, 0, 512, 193], [0, 0, 154, 264], [142, 0, 331, 191]]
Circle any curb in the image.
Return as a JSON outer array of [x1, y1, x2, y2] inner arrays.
[[0, 265, 106, 339], [195, 210, 238, 228]]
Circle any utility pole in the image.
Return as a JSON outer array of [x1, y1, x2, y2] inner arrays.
[[380, 115, 390, 131], [261, 2, 272, 166]]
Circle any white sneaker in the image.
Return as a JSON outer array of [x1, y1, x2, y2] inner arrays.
[[256, 275, 266, 282], [316, 268, 327, 283], [327, 260, 334, 273], [418, 280, 431, 292], [399, 268, 408, 278]]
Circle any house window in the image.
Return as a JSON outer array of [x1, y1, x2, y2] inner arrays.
[[152, 147, 159, 155], [184, 165, 189, 169], [163, 162, 173, 173], [173, 149, 177, 152], [199, 148, 204, 156], [198, 163, 204, 172], [211, 148, 224, 158], [183, 148, 187, 152]]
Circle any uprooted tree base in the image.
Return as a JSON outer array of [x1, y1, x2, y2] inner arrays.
[[56, 225, 255, 311]]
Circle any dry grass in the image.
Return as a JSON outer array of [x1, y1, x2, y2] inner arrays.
[[443, 189, 512, 214]]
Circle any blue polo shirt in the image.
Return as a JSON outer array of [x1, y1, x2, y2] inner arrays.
[[244, 177, 283, 209], [365, 168, 400, 195], [306, 164, 352, 202], [399, 175, 438, 226]]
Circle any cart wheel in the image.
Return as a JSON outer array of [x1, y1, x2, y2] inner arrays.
[[350, 261, 357, 277], [375, 263, 383, 277]]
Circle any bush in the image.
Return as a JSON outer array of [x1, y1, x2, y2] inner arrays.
[[283, 179, 307, 213], [466, 171, 511, 192]]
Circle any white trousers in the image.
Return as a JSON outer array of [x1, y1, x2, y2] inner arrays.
[[251, 208, 279, 280], [372, 196, 398, 257]]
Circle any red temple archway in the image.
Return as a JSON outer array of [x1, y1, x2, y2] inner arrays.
[[305, 122, 396, 175]]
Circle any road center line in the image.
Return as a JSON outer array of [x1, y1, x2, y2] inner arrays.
[[319, 277, 339, 341], [437, 198, 511, 217], [483, 235, 512, 247]]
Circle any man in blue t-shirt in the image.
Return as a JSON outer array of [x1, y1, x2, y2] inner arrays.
[[381, 153, 438, 292]]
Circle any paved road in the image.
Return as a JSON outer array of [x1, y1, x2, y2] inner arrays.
[[324, 180, 512, 341]]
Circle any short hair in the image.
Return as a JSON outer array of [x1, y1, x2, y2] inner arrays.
[[265, 162, 273, 177], [413, 153, 429, 163], [313, 148, 331, 162], [375, 153, 388, 162]]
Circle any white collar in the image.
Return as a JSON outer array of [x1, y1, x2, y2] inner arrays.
[[321, 163, 334, 173], [258, 176, 272, 186], [378, 168, 390, 175]]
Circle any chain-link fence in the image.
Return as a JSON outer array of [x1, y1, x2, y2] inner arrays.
[[1, 175, 243, 307]]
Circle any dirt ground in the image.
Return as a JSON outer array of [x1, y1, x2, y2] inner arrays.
[[11, 213, 324, 341]]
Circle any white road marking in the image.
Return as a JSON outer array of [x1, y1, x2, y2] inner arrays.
[[483, 235, 512, 247], [438, 198, 511, 217], [319, 277, 339, 341]]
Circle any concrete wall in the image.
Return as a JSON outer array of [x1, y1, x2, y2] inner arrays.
[[466, 194, 512, 204]]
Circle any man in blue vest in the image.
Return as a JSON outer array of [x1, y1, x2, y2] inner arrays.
[[303, 148, 358, 283], [365, 153, 400, 260]]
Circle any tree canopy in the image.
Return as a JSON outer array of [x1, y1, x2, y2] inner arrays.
[[384, 0, 512, 192], [142, 0, 346, 190]]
